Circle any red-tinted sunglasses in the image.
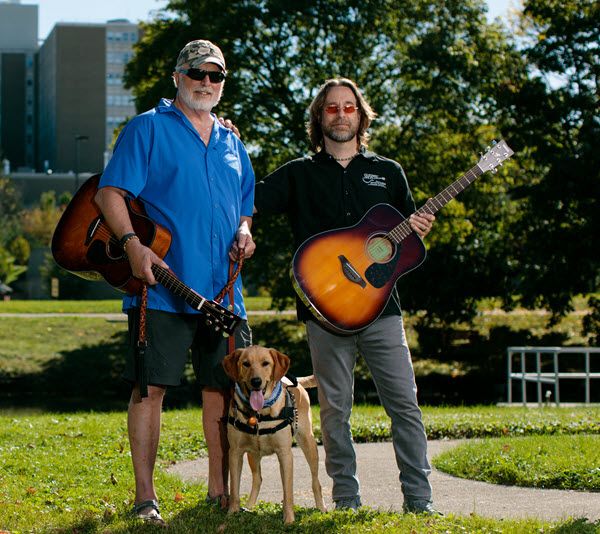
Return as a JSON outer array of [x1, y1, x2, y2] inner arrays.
[[324, 104, 358, 115]]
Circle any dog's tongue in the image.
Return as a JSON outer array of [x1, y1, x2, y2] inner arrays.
[[249, 390, 264, 411]]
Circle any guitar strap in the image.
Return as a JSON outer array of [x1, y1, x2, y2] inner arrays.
[[136, 252, 245, 398]]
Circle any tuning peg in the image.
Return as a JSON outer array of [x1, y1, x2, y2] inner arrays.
[[206, 319, 213, 326]]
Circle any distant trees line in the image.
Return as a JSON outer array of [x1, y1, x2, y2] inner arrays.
[[2, 0, 597, 343]]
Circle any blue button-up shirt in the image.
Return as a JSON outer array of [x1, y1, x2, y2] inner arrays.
[[100, 98, 255, 317]]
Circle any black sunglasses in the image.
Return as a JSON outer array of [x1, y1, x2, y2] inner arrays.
[[178, 68, 226, 83]]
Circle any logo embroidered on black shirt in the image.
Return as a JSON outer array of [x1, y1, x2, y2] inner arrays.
[[361, 173, 387, 188]]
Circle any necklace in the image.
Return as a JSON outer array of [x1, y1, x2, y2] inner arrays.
[[332, 152, 358, 162]]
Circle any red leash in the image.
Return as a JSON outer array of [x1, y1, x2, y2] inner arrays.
[[136, 251, 244, 397]]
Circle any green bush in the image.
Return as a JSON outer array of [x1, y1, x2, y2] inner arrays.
[[0, 247, 27, 286], [7, 235, 30, 265]]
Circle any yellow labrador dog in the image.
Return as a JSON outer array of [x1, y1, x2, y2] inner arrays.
[[222, 345, 326, 524]]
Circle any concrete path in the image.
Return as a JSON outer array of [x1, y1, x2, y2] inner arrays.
[[167, 440, 600, 522]]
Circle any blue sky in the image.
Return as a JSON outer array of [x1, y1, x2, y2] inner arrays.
[[30, 0, 515, 41]]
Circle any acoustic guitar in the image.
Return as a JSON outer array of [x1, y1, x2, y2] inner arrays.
[[291, 140, 514, 334], [51, 174, 241, 335]]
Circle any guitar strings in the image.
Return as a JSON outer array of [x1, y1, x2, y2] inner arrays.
[[385, 166, 482, 244]]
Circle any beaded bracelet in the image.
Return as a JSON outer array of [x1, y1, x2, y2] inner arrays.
[[119, 233, 139, 250]]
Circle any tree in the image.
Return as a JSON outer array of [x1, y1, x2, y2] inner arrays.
[[0, 177, 29, 287], [366, 2, 529, 323], [497, 0, 599, 328]]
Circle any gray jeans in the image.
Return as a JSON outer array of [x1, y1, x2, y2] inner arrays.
[[306, 315, 432, 502]]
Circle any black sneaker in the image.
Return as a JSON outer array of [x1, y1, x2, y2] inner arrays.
[[403, 499, 443, 516], [334, 496, 362, 511]]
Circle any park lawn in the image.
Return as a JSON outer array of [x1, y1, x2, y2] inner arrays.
[[1, 408, 599, 533], [0, 317, 126, 377], [433, 434, 600, 490], [0, 296, 273, 314], [0, 300, 590, 378]]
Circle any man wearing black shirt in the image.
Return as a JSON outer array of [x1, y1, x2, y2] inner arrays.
[[254, 78, 438, 514]]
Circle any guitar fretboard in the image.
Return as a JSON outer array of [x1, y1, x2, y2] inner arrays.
[[151, 265, 208, 311], [387, 164, 483, 244], [150, 265, 239, 334]]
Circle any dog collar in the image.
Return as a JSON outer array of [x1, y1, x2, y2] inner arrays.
[[235, 381, 283, 409], [228, 388, 298, 436]]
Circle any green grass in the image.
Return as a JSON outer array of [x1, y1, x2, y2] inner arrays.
[[2, 294, 594, 314], [433, 434, 600, 490], [0, 317, 125, 376], [1, 409, 599, 533], [0, 296, 274, 314], [420, 405, 600, 439]]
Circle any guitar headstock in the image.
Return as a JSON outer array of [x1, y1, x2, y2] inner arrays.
[[477, 140, 514, 173], [203, 301, 242, 336]]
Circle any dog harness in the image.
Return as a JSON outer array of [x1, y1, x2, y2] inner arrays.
[[227, 383, 298, 436]]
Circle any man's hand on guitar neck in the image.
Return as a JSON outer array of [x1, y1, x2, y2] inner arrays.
[[409, 212, 435, 238], [124, 238, 168, 286]]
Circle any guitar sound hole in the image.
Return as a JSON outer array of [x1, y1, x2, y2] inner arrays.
[[106, 239, 125, 261], [87, 240, 119, 265], [366, 235, 394, 263]]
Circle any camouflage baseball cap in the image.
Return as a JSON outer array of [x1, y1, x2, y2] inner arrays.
[[175, 40, 226, 71]]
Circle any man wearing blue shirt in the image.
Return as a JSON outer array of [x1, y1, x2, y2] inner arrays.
[[95, 40, 255, 525]]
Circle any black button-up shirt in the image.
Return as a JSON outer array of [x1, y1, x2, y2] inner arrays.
[[255, 148, 417, 321]]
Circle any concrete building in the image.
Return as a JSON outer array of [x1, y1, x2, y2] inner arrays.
[[105, 20, 138, 152], [37, 20, 139, 177], [0, 0, 38, 171]]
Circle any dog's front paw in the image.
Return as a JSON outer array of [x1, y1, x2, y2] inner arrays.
[[283, 509, 295, 524]]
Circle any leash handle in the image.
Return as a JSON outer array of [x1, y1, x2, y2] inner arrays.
[[215, 249, 244, 304], [215, 249, 244, 354]]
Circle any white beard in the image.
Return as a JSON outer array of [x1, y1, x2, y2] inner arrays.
[[177, 83, 223, 112]]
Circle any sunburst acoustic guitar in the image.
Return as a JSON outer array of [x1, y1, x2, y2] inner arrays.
[[291, 140, 514, 334], [51, 174, 241, 335]]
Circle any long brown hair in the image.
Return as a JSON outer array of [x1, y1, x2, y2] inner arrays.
[[306, 78, 377, 152]]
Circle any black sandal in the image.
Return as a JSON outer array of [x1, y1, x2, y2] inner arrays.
[[132, 499, 166, 527]]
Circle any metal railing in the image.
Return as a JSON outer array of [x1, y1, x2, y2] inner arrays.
[[507, 346, 600, 406]]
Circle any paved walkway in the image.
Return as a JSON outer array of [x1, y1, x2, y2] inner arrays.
[[167, 440, 600, 522], [0, 310, 293, 320]]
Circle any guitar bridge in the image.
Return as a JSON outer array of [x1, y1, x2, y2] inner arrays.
[[338, 255, 366, 288]]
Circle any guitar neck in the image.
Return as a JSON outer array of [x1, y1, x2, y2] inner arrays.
[[150, 265, 241, 334], [152, 265, 208, 310], [388, 163, 483, 244]]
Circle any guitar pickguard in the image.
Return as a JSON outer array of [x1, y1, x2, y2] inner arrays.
[[364, 246, 400, 288]]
